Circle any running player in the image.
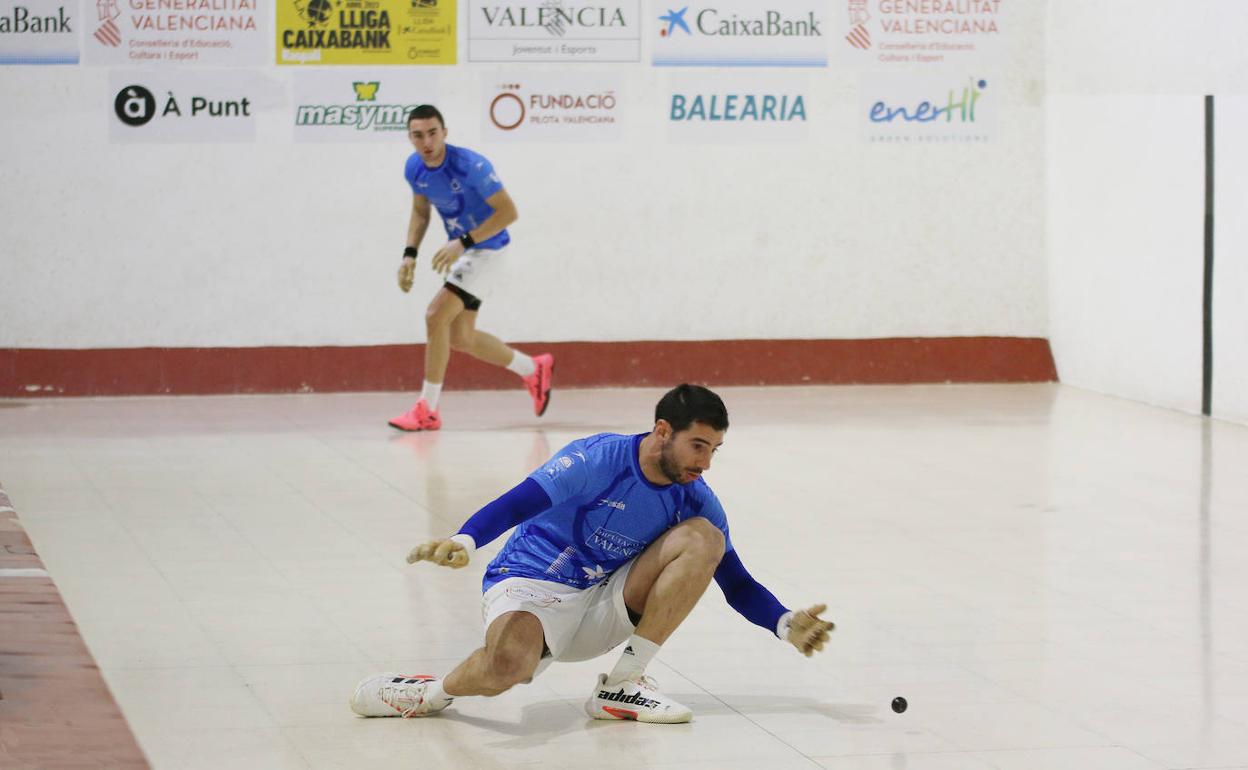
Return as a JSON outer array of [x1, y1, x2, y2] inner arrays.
[[389, 104, 553, 432], [352, 384, 835, 723]]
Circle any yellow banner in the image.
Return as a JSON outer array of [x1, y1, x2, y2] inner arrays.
[[277, 0, 456, 65]]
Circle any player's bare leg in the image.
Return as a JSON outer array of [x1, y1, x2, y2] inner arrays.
[[388, 288, 462, 431], [449, 307, 555, 417], [423, 287, 463, 385], [442, 610, 545, 697], [586, 517, 725, 723], [449, 310, 514, 367], [349, 610, 544, 718]]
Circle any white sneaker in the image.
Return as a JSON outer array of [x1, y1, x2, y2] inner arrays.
[[584, 673, 693, 723], [349, 673, 450, 718]]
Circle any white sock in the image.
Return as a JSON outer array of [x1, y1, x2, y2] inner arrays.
[[506, 351, 535, 378], [420, 380, 443, 411], [425, 678, 454, 709], [606, 635, 661, 685]]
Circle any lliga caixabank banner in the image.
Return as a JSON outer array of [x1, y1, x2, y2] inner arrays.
[[277, 0, 456, 65], [467, 0, 640, 63], [0, 1, 78, 64], [85, 0, 269, 66], [837, 0, 1011, 68], [293, 70, 439, 142], [652, 0, 829, 68]]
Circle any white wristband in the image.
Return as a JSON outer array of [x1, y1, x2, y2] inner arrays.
[[775, 610, 795, 640], [450, 533, 477, 561]]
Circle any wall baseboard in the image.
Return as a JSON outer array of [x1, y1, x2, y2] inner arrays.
[[1, 337, 1057, 397]]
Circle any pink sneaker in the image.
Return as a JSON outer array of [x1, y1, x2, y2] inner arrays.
[[522, 353, 554, 417], [388, 399, 441, 431]]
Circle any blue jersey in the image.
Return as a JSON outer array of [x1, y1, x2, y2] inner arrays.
[[404, 143, 510, 250], [483, 433, 733, 591]]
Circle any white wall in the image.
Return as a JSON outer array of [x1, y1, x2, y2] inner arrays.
[[0, 5, 1048, 348], [1047, 0, 1248, 422], [1213, 96, 1248, 424]]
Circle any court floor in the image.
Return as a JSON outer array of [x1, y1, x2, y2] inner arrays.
[[2, 383, 1248, 769]]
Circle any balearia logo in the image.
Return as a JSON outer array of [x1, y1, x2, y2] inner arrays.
[[114, 84, 252, 127], [658, 6, 822, 38], [296, 82, 417, 131], [670, 92, 806, 122], [869, 77, 986, 124], [480, 3, 628, 37], [0, 5, 72, 34]]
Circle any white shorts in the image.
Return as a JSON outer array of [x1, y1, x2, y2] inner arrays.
[[481, 559, 637, 664], [445, 245, 507, 303]]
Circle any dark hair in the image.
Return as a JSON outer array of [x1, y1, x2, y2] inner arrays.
[[655, 384, 729, 433], [407, 104, 445, 128]]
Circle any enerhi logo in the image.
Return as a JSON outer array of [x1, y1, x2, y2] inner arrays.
[[869, 77, 986, 124], [658, 6, 821, 37]]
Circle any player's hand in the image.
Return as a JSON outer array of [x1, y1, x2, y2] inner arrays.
[[786, 603, 835, 657], [406, 538, 470, 569], [397, 257, 416, 293], [430, 239, 465, 276]]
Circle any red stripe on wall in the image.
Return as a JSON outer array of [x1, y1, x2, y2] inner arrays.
[[0, 338, 1056, 397]]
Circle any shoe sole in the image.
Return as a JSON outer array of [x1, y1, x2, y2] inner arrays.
[[387, 421, 441, 431], [535, 359, 554, 417], [591, 705, 692, 724]]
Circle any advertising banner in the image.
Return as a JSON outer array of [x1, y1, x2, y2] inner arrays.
[[860, 70, 995, 143], [651, 0, 829, 68], [0, 1, 78, 64], [277, 0, 456, 65], [85, 0, 269, 66], [483, 72, 622, 141], [109, 69, 268, 142], [293, 69, 439, 142], [468, 0, 640, 62]]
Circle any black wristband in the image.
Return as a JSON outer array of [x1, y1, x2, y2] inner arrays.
[[403, 246, 418, 259], [458, 233, 476, 249]]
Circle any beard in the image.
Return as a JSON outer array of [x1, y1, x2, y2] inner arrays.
[[657, 439, 686, 484]]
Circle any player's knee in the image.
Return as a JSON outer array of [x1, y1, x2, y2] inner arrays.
[[448, 329, 473, 352], [484, 646, 537, 690], [677, 518, 725, 565], [425, 306, 452, 332]]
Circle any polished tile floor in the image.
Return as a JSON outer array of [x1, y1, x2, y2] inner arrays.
[[2, 384, 1247, 769]]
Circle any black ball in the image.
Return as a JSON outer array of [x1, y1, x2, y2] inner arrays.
[[891, 696, 908, 713]]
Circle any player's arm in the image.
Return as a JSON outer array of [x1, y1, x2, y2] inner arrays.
[[398, 194, 432, 293], [430, 188, 519, 275], [407, 478, 552, 569], [714, 549, 835, 657]]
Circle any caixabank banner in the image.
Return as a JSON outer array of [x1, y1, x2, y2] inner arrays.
[[85, 0, 268, 66], [0, 1, 78, 64], [651, 0, 829, 68], [277, 0, 456, 65]]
